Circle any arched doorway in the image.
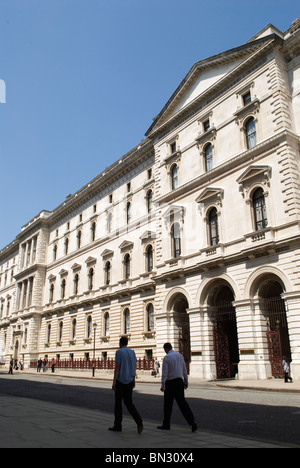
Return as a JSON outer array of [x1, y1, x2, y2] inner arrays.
[[211, 286, 240, 380], [169, 293, 191, 374], [258, 278, 291, 377]]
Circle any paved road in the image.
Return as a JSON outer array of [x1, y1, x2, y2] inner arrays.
[[0, 373, 299, 446]]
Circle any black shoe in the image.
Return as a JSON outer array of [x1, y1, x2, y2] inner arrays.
[[109, 427, 122, 432], [191, 423, 198, 433], [157, 425, 170, 430], [137, 422, 144, 434]]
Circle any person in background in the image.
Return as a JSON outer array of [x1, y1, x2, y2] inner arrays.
[[37, 359, 42, 373], [283, 356, 293, 383], [155, 358, 160, 377], [51, 358, 56, 373], [8, 358, 14, 375]]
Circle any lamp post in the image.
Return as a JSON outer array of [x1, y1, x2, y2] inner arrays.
[[92, 322, 97, 378]]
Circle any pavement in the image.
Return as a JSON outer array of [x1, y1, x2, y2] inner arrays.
[[0, 367, 297, 449], [0, 392, 287, 449], [16, 367, 300, 393]]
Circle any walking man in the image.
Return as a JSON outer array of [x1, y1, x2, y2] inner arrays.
[[109, 336, 143, 434], [158, 343, 197, 432]]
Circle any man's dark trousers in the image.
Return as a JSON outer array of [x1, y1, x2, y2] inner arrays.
[[163, 378, 195, 428], [114, 380, 142, 430]]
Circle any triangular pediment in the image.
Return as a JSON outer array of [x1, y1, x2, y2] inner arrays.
[[101, 249, 114, 258], [140, 231, 156, 242], [59, 269, 68, 277], [146, 34, 281, 137], [119, 240, 134, 251], [170, 59, 242, 118], [237, 165, 271, 185], [196, 187, 224, 204], [163, 205, 185, 220], [85, 256, 97, 265]]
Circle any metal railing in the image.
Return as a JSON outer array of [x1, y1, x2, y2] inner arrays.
[[30, 357, 155, 371]]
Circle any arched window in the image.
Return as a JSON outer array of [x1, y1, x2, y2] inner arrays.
[[88, 268, 94, 291], [146, 245, 153, 272], [91, 222, 96, 242], [61, 279, 66, 299], [124, 308, 130, 334], [59, 321, 63, 342], [47, 324, 51, 343], [49, 283, 54, 303], [204, 143, 213, 172], [147, 303, 155, 332], [208, 207, 219, 246], [105, 261, 111, 286], [73, 274, 79, 295], [53, 244, 58, 261], [87, 315, 92, 339], [24, 328, 28, 344], [104, 312, 110, 337], [171, 222, 181, 258], [72, 319, 77, 340], [253, 188, 268, 231], [171, 164, 178, 190], [77, 230, 82, 249], [245, 117, 257, 149], [147, 190, 153, 213], [124, 254, 131, 279], [126, 202, 132, 224], [64, 238, 69, 255]]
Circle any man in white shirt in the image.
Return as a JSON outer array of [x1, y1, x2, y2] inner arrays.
[[158, 343, 197, 432]]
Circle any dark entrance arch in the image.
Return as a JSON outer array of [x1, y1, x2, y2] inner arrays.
[[169, 294, 191, 374], [211, 286, 240, 380]]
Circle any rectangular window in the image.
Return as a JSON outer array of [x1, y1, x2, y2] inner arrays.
[[170, 142, 177, 154], [203, 119, 210, 132], [243, 91, 251, 106]]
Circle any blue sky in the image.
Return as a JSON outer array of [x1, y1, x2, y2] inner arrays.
[[0, 0, 299, 250]]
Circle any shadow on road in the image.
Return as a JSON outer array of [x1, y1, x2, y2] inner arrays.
[[0, 374, 299, 446]]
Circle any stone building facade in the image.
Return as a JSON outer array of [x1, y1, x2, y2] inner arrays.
[[1, 21, 300, 380]]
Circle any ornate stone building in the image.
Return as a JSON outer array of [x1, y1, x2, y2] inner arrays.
[[1, 21, 300, 380]]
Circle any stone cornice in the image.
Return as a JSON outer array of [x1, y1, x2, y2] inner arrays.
[[48, 139, 154, 225], [0, 139, 154, 255]]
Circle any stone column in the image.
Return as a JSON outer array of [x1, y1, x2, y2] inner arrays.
[[233, 300, 256, 380], [282, 292, 300, 381], [198, 306, 216, 380], [186, 307, 203, 378], [155, 310, 175, 363], [233, 299, 272, 380]]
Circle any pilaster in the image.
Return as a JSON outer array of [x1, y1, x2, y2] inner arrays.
[[234, 299, 271, 380], [282, 292, 300, 380]]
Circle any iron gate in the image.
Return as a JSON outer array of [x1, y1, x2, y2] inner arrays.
[[213, 299, 239, 380], [266, 330, 283, 378], [265, 296, 290, 378], [213, 322, 230, 379], [178, 328, 191, 375]]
